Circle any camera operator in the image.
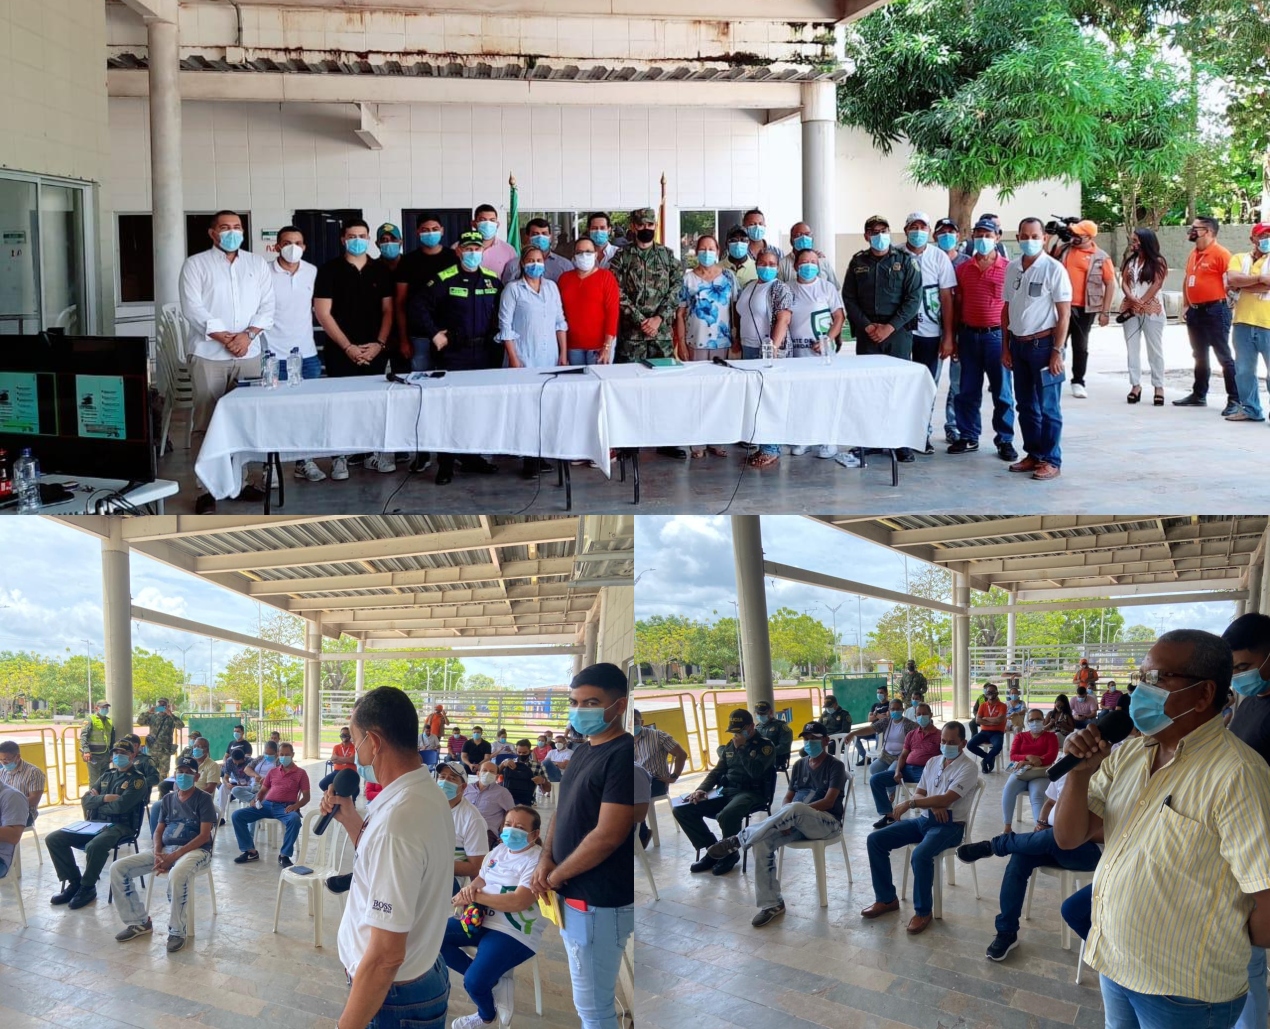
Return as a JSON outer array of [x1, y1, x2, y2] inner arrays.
[[1053, 220, 1114, 400]]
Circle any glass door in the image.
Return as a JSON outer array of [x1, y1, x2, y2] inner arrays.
[[39, 183, 87, 335], [0, 178, 39, 335]]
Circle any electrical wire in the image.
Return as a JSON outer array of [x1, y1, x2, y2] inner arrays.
[[380, 377, 426, 515]]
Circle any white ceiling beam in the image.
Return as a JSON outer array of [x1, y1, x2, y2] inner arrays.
[[354, 102, 385, 150], [131, 605, 316, 659], [974, 590, 1247, 615], [362, 633, 573, 648], [764, 560, 966, 615], [119, 515, 351, 542], [325, 614, 579, 632], [888, 516, 1145, 546], [191, 0, 843, 19], [980, 555, 1251, 584], [284, 582, 588, 612], [1164, 518, 1267, 542], [247, 557, 576, 595], [1014, 578, 1247, 601], [320, 645, 582, 662], [293, 598, 591, 620]]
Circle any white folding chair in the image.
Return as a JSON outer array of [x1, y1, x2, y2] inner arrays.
[[461, 947, 542, 1017], [900, 780, 984, 918], [272, 808, 349, 947], [645, 791, 678, 847], [776, 831, 853, 907], [155, 303, 195, 454], [144, 851, 218, 936], [1023, 865, 1088, 952], [1, 844, 27, 927], [19, 821, 41, 874], [636, 829, 659, 901]]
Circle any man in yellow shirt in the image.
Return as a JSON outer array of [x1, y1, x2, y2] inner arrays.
[[1055, 629, 1270, 1027], [1225, 223, 1270, 423]]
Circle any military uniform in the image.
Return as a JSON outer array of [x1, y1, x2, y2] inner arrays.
[[899, 668, 929, 706], [136, 707, 184, 777], [609, 219, 682, 362], [408, 263, 502, 371], [78, 713, 115, 788], [755, 716, 794, 770], [46, 762, 149, 894], [132, 752, 162, 792], [672, 731, 776, 852], [822, 704, 852, 754], [841, 246, 922, 360]]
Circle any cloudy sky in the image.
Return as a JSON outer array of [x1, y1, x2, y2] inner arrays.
[[0, 519, 573, 688], [635, 516, 1238, 642]]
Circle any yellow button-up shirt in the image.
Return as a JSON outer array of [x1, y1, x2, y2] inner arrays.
[[1085, 714, 1270, 1001]]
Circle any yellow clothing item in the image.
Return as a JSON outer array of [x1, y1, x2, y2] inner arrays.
[[1085, 715, 1270, 1002], [1228, 252, 1270, 328]]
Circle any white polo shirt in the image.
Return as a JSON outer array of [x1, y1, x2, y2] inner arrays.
[[451, 796, 490, 864], [917, 751, 979, 823], [337, 766, 455, 981], [1003, 252, 1073, 339], [266, 259, 318, 359]]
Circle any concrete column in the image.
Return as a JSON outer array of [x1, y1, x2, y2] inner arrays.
[[731, 516, 774, 710], [800, 82, 837, 266], [303, 616, 322, 761], [952, 571, 970, 720], [583, 616, 599, 669], [1236, 599, 1248, 618], [147, 13, 185, 313], [1247, 560, 1264, 616], [101, 519, 134, 732], [1005, 589, 1018, 671], [354, 638, 366, 699]]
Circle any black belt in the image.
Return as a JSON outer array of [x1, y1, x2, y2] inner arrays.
[[1189, 299, 1224, 310], [1011, 329, 1055, 342], [961, 325, 1000, 332]]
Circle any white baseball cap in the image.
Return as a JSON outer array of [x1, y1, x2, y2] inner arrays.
[[904, 211, 931, 228]]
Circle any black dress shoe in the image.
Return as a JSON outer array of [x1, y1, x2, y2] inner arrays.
[[872, 814, 895, 830], [325, 872, 353, 895], [1172, 394, 1207, 407], [67, 886, 98, 909], [947, 439, 979, 454], [460, 456, 498, 474], [895, 448, 916, 463], [957, 840, 995, 863], [689, 854, 717, 873], [238, 484, 267, 502], [921, 439, 935, 456], [997, 442, 1019, 462], [710, 853, 740, 876], [51, 879, 82, 905], [195, 493, 217, 515], [656, 447, 688, 459], [435, 467, 454, 486]]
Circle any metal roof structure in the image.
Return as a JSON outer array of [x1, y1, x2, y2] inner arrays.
[[58, 514, 633, 648]]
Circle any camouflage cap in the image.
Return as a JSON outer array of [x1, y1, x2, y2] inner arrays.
[[630, 208, 656, 224]]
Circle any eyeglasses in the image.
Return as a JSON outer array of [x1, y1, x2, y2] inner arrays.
[[1137, 669, 1209, 686]]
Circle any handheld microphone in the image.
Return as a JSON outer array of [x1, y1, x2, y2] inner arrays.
[[314, 768, 361, 835], [1047, 707, 1133, 781], [386, 369, 409, 385], [711, 355, 734, 369]]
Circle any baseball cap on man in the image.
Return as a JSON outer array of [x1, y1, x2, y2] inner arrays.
[[457, 230, 485, 247], [376, 222, 402, 240], [904, 211, 931, 228], [725, 709, 755, 733], [972, 217, 999, 234], [1072, 220, 1099, 238], [800, 720, 829, 738], [1252, 223, 1270, 237]]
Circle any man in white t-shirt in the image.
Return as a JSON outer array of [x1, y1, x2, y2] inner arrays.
[[437, 760, 490, 889], [321, 686, 454, 1029], [1002, 217, 1073, 482], [903, 212, 957, 455]]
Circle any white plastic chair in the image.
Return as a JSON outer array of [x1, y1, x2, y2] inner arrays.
[[462, 946, 542, 1017], [645, 791, 678, 847], [1023, 865, 1088, 952], [144, 850, 218, 936], [19, 821, 41, 874], [1, 843, 27, 927], [829, 732, 851, 761], [155, 302, 195, 455], [776, 831, 853, 907], [272, 808, 349, 947], [636, 828, 659, 901], [900, 780, 985, 918]]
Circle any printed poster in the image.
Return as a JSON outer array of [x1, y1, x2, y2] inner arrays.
[[75, 374, 127, 440], [0, 371, 42, 434]]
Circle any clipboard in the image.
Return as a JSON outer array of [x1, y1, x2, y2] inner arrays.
[[63, 820, 114, 836], [537, 889, 565, 928], [671, 787, 723, 807]]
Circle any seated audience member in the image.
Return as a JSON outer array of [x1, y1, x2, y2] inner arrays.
[[442, 806, 547, 1029], [821, 694, 852, 751], [870, 703, 942, 827], [1070, 684, 1098, 728], [672, 709, 776, 877], [0, 779, 30, 879], [957, 772, 1101, 960], [438, 760, 490, 891], [753, 700, 795, 768], [1004, 686, 1026, 732], [0, 738, 48, 823], [497, 740, 549, 807], [463, 727, 494, 773], [705, 721, 847, 927], [110, 756, 216, 953], [189, 737, 220, 796], [861, 721, 979, 935], [1000, 710, 1058, 833], [244, 740, 280, 789], [230, 742, 309, 867], [178, 730, 204, 759], [1099, 679, 1122, 709], [489, 729, 515, 758], [855, 688, 894, 765], [542, 736, 572, 782], [845, 699, 917, 783], [532, 734, 552, 763], [465, 760, 516, 849], [319, 726, 359, 799], [268, 731, 282, 746], [1043, 693, 1076, 737], [224, 724, 252, 759], [967, 683, 1008, 772], [218, 747, 254, 821], [633, 709, 688, 798], [419, 727, 441, 768], [448, 727, 468, 760]]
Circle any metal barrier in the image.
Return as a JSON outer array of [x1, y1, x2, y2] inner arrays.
[[632, 692, 705, 772], [699, 687, 818, 764], [319, 689, 571, 743]]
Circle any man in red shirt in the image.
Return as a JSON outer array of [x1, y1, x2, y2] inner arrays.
[[229, 741, 310, 867], [1175, 215, 1238, 412], [948, 218, 1017, 462], [869, 702, 943, 824], [966, 684, 1009, 773], [558, 237, 619, 366]]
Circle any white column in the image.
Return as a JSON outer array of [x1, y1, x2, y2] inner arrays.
[[1248, 560, 1264, 616], [583, 616, 599, 669], [800, 82, 837, 264], [952, 571, 970, 720], [1006, 589, 1018, 670], [354, 638, 366, 699], [731, 516, 774, 709], [101, 519, 134, 732], [303, 616, 322, 761], [147, 11, 185, 313]]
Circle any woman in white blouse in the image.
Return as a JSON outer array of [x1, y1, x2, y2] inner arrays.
[[1118, 227, 1168, 406], [499, 247, 567, 370]]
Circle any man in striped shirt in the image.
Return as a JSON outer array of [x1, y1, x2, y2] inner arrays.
[[0, 741, 46, 824], [1055, 630, 1270, 1027], [633, 710, 688, 800]]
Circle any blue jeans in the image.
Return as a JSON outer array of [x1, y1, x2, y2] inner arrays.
[[0, 855, 8, 878], [1235, 946, 1268, 1029], [441, 918, 536, 1023], [568, 348, 603, 366], [967, 730, 1005, 771], [1001, 771, 1048, 826], [954, 327, 1014, 445], [869, 763, 923, 815], [945, 357, 962, 441], [559, 903, 635, 1029], [1101, 973, 1245, 1029], [1232, 322, 1270, 419], [1009, 333, 1063, 467], [866, 814, 965, 917], [990, 828, 1100, 936], [362, 953, 449, 1029], [231, 800, 302, 857], [1062, 882, 1093, 940], [276, 354, 323, 381]]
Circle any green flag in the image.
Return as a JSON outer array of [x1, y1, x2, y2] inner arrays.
[[508, 175, 520, 256]]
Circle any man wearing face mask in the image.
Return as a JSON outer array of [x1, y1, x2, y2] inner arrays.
[[1224, 224, 1270, 424], [1054, 219, 1114, 399], [723, 225, 758, 286], [229, 741, 309, 867], [501, 218, 571, 284], [465, 760, 516, 849], [853, 687, 895, 766], [0, 739, 46, 825], [80, 699, 116, 789], [1175, 216, 1238, 413], [870, 702, 942, 827], [374, 222, 403, 276], [189, 736, 221, 797], [46, 743, 149, 910], [1071, 684, 1098, 729], [609, 207, 682, 369], [222, 724, 252, 760], [862, 721, 979, 935], [898, 213, 957, 455], [497, 740, 550, 807], [395, 214, 455, 381], [137, 697, 184, 778], [778, 221, 836, 286], [471, 203, 517, 276], [933, 218, 969, 447], [1055, 629, 1270, 1028], [558, 236, 619, 366], [845, 698, 916, 780], [585, 212, 620, 269], [461, 726, 494, 774], [753, 699, 794, 771], [821, 694, 852, 749], [706, 721, 847, 928], [842, 215, 922, 363], [899, 659, 929, 708], [967, 683, 1009, 773], [742, 208, 782, 262], [179, 209, 277, 514]]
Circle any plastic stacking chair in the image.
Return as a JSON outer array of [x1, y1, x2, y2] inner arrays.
[[1, 844, 27, 927], [776, 830, 853, 907], [900, 779, 985, 918], [18, 822, 41, 875], [462, 946, 543, 1017], [636, 827, 659, 901], [644, 791, 678, 847], [145, 852, 218, 937], [1023, 864, 1089, 952], [272, 808, 349, 947]]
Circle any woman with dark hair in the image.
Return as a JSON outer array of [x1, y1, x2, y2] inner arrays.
[[1043, 693, 1075, 737], [1119, 227, 1169, 405]]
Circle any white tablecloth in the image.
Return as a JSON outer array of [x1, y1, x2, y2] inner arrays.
[[591, 353, 935, 450], [195, 370, 609, 499]]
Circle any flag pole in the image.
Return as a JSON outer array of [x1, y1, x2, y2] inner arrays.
[[508, 173, 520, 256], [657, 172, 667, 245]]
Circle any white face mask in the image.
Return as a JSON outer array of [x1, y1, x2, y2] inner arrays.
[[478, 771, 497, 786], [573, 252, 597, 272], [280, 243, 304, 263], [1027, 720, 1044, 734]]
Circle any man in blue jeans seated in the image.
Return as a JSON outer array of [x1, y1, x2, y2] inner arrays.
[[229, 741, 310, 868], [869, 703, 942, 828], [861, 721, 979, 935]]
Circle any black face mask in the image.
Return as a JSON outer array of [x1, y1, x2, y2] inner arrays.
[[1187, 231, 1199, 242], [636, 228, 656, 244]]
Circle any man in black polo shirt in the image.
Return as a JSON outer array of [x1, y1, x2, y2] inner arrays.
[[531, 663, 633, 1029], [497, 739, 549, 806], [394, 213, 457, 373], [313, 217, 396, 480], [460, 726, 492, 773], [856, 687, 893, 766]]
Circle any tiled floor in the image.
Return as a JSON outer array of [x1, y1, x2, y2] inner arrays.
[[634, 761, 1105, 1029], [0, 761, 580, 1029]]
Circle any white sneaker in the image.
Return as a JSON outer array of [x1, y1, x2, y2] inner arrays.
[[789, 445, 809, 456], [493, 971, 515, 1025], [294, 459, 327, 482], [331, 456, 350, 481], [366, 452, 397, 474], [834, 451, 861, 469], [1072, 383, 1087, 398], [450, 1014, 493, 1029], [815, 444, 838, 459]]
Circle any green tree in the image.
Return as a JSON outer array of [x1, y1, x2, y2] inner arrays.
[[464, 673, 497, 691], [688, 616, 740, 679], [767, 608, 836, 676], [1123, 623, 1157, 642], [866, 566, 953, 674], [635, 615, 698, 681]]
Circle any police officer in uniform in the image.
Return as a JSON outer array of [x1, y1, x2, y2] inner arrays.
[[672, 709, 776, 876], [79, 699, 116, 789], [45, 743, 150, 909], [753, 700, 794, 772], [137, 697, 184, 777], [120, 735, 162, 792], [409, 229, 503, 486], [822, 694, 852, 752]]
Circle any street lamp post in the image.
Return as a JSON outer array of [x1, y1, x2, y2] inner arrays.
[[80, 638, 93, 711], [823, 602, 844, 673], [857, 596, 865, 673]]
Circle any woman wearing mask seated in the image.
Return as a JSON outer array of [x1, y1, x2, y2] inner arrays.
[[1042, 693, 1075, 738], [736, 247, 794, 468], [442, 806, 546, 1029], [1004, 687, 1026, 733], [677, 234, 739, 458], [1000, 709, 1058, 833]]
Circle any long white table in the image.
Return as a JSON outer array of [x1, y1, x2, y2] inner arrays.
[[0, 475, 179, 515]]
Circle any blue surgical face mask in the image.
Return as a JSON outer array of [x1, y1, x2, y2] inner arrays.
[[936, 233, 958, 251], [940, 743, 960, 760], [174, 773, 195, 790], [438, 778, 459, 800], [916, 714, 931, 727], [589, 230, 610, 247], [140, 746, 148, 754], [419, 230, 443, 247], [1019, 239, 1043, 257], [460, 251, 483, 272], [796, 263, 819, 283], [1, 761, 16, 772], [279, 755, 293, 766], [233, 732, 243, 740], [793, 235, 814, 252], [475, 220, 498, 240], [529, 234, 551, 251], [379, 242, 401, 260], [112, 755, 129, 769], [472, 732, 483, 741], [522, 262, 545, 279], [907, 230, 929, 249], [345, 237, 369, 256], [889, 710, 903, 721], [745, 224, 765, 242], [803, 740, 824, 758], [1130, 678, 1204, 735], [973, 237, 994, 256], [191, 747, 205, 759], [1027, 720, 1045, 734], [1233, 655, 1270, 698], [1258, 238, 1270, 254], [569, 701, 616, 736], [869, 233, 891, 252], [727, 241, 749, 260], [756, 713, 771, 724], [156, 705, 166, 713], [500, 826, 531, 850], [697, 250, 718, 267], [632, 725, 643, 736], [756, 265, 778, 283], [218, 229, 243, 253]]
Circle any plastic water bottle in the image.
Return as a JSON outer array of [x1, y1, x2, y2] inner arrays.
[[14, 448, 40, 513], [264, 353, 279, 388], [287, 347, 302, 387]]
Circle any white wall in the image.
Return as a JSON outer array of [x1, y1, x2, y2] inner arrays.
[[597, 586, 635, 672]]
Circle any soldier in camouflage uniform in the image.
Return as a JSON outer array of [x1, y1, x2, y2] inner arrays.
[[137, 697, 184, 777], [608, 207, 682, 364], [673, 708, 776, 875]]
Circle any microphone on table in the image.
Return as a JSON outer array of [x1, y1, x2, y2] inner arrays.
[[385, 369, 410, 385], [1047, 707, 1133, 781], [711, 355, 735, 369], [314, 768, 361, 835]]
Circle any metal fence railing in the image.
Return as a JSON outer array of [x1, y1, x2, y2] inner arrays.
[[971, 643, 1152, 705], [319, 688, 572, 741]]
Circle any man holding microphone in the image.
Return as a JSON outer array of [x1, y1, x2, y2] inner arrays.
[[321, 686, 455, 1029]]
